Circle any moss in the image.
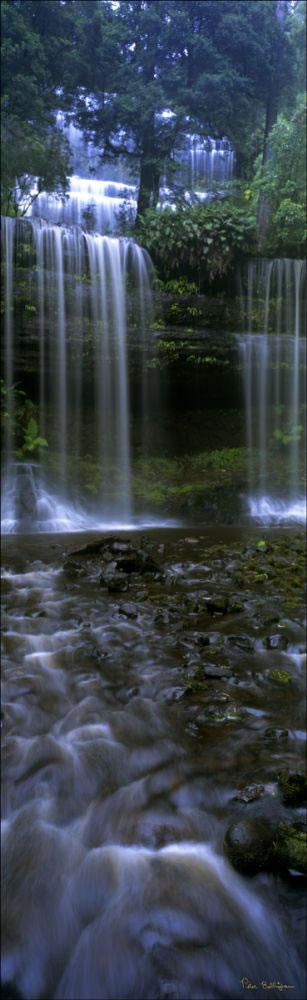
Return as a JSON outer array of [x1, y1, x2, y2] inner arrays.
[[269, 669, 292, 685], [275, 825, 307, 875]]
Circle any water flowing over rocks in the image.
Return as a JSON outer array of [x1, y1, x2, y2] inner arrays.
[[1, 527, 306, 1000]]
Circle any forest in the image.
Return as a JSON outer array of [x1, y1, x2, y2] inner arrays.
[[1, 4, 306, 1000]]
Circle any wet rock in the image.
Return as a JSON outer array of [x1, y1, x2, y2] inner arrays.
[[226, 634, 253, 650], [264, 633, 289, 650], [65, 535, 159, 577], [268, 669, 292, 685], [118, 602, 138, 619], [264, 728, 288, 742], [205, 595, 229, 614], [274, 823, 307, 875], [228, 601, 244, 613], [224, 818, 274, 873], [277, 769, 307, 806], [108, 577, 129, 593], [155, 610, 170, 625], [63, 557, 87, 577], [235, 784, 264, 804], [203, 664, 232, 679]]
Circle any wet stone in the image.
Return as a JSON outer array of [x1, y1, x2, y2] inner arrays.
[[205, 595, 229, 614], [224, 818, 274, 873], [226, 634, 253, 650], [274, 823, 307, 875], [203, 664, 232, 679], [264, 633, 289, 650], [235, 784, 264, 804], [268, 669, 292, 685], [277, 769, 307, 806], [118, 602, 138, 619]]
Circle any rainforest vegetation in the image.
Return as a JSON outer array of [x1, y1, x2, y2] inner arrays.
[[1, 0, 306, 278]]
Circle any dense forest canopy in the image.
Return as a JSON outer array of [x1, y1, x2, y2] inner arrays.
[[1, 0, 306, 258]]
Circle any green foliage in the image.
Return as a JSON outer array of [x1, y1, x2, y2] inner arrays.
[[1, 380, 47, 458], [70, 0, 293, 218], [137, 201, 256, 282], [156, 279, 198, 296], [271, 199, 306, 255], [251, 97, 306, 254], [1, 0, 73, 214], [15, 417, 48, 460]]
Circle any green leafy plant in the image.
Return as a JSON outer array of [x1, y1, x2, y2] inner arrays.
[[15, 416, 48, 459]]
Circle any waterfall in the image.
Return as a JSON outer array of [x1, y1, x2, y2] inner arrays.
[[1, 217, 153, 531], [238, 258, 306, 522], [29, 176, 138, 234]]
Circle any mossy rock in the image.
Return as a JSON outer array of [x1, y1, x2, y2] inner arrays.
[[269, 669, 292, 685], [274, 824, 307, 875], [277, 769, 307, 805], [224, 818, 274, 874]]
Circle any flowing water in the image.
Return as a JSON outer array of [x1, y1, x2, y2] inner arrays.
[[1, 527, 306, 1000], [1, 217, 153, 531], [1, 130, 306, 1000], [238, 259, 306, 524]]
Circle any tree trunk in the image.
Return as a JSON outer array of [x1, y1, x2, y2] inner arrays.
[[257, 93, 279, 249], [136, 157, 160, 221]]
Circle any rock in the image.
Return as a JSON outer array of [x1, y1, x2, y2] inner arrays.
[[224, 818, 274, 873], [277, 769, 307, 805], [154, 610, 169, 625], [227, 634, 253, 650], [274, 824, 307, 875], [205, 595, 229, 614], [197, 635, 210, 646], [235, 784, 264, 804], [101, 572, 129, 593], [268, 669, 292, 685], [203, 664, 232, 679], [118, 602, 138, 618], [264, 633, 289, 650], [65, 535, 159, 577], [264, 728, 288, 742]]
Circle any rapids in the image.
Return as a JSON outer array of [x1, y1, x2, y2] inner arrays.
[[1, 528, 306, 1000]]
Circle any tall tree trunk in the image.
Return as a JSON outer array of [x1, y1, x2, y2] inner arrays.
[[257, 93, 278, 248]]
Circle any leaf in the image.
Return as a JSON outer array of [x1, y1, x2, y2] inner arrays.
[[27, 417, 38, 436]]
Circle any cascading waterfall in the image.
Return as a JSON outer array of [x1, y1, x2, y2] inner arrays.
[[238, 258, 306, 522], [1, 216, 153, 532], [172, 135, 235, 195], [29, 176, 138, 234]]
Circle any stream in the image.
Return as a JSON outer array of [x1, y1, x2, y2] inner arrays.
[[1, 526, 306, 1000]]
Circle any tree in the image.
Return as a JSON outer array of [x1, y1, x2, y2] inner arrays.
[[70, 0, 293, 222], [1, 0, 74, 214]]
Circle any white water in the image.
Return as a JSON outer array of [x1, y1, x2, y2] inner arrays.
[[2, 558, 305, 999], [239, 259, 306, 524], [1, 217, 153, 531]]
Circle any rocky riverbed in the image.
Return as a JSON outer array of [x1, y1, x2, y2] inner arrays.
[[1, 526, 306, 1000]]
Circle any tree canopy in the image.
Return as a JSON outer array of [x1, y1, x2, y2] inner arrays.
[[1, 0, 305, 243]]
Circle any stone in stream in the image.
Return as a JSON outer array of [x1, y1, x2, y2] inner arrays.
[[274, 823, 307, 875], [234, 784, 264, 804], [268, 669, 292, 685], [226, 634, 253, 651], [203, 664, 232, 679], [264, 633, 289, 650], [65, 535, 159, 578], [277, 769, 307, 806], [118, 602, 138, 619], [224, 818, 275, 873]]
